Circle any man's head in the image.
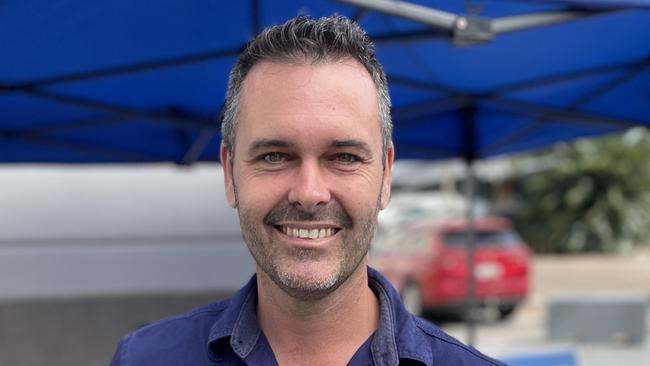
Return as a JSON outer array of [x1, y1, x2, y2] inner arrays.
[[221, 15, 392, 164], [220, 15, 394, 300]]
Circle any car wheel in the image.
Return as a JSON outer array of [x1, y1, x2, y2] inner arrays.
[[497, 304, 516, 320], [401, 281, 424, 316]]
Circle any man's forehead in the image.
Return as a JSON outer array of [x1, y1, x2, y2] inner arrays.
[[232, 58, 382, 153]]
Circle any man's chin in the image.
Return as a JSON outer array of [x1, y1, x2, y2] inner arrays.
[[272, 267, 343, 301]]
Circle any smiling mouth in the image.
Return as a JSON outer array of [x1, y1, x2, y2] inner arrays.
[[274, 225, 340, 240]]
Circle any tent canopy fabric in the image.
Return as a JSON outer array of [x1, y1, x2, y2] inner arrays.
[[2, 0, 650, 164]]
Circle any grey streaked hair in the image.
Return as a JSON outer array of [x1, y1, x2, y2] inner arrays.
[[221, 15, 392, 164]]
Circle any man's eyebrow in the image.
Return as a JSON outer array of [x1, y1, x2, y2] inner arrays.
[[247, 138, 292, 154], [331, 139, 373, 155]]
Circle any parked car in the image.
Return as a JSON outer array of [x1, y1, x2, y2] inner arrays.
[[371, 216, 530, 320]]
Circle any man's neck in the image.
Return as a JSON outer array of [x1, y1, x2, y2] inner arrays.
[[256, 263, 379, 366]]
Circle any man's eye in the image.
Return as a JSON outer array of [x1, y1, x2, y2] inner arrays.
[[263, 152, 286, 163], [335, 153, 358, 164]]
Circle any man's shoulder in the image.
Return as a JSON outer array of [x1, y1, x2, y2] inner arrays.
[[131, 298, 229, 340], [408, 316, 505, 366], [110, 298, 231, 365], [368, 267, 504, 365]]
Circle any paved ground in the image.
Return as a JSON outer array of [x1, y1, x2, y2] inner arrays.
[[441, 249, 650, 365], [0, 292, 233, 366]]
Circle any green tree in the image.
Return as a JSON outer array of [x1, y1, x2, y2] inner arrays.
[[515, 128, 650, 253]]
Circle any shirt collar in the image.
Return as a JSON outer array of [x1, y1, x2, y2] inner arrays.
[[207, 275, 262, 360], [368, 266, 432, 366], [207, 268, 432, 365]]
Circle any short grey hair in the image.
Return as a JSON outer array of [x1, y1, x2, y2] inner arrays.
[[221, 15, 392, 163]]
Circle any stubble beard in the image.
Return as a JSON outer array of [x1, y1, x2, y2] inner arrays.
[[235, 186, 381, 301]]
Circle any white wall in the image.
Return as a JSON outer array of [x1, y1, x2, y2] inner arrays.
[[0, 164, 254, 299]]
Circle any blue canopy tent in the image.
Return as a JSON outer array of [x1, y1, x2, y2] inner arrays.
[[3, 0, 650, 345], [3, 0, 650, 164]]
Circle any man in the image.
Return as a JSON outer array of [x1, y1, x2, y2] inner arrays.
[[110, 15, 503, 366]]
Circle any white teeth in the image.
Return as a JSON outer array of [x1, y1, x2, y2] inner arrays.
[[281, 226, 337, 239]]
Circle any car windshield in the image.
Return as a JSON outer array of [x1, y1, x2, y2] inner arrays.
[[443, 230, 521, 246]]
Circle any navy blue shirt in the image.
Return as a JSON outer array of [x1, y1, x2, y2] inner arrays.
[[110, 267, 504, 365]]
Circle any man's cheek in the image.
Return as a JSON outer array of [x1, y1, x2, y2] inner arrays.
[[239, 188, 279, 216]]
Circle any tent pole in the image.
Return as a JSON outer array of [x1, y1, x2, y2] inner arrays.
[[461, 106, 478, 346], [464, 156, 478, 346], [337, 0, 457, 31]]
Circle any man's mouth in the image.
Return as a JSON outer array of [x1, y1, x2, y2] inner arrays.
[[275, 225, 340, 240]]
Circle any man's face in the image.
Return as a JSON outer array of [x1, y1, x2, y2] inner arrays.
[[221, 59, 393, 300]]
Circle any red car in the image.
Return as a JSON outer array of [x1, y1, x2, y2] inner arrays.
[[371, 216, 530, 320]]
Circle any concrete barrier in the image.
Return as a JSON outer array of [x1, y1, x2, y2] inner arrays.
[[548, 291, 648, 344]]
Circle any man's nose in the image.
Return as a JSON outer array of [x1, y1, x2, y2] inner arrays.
[[287, 160, 331, 212]]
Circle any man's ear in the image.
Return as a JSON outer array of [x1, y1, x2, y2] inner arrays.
[[220, 143, 237, 208], [380, 142, 394, 210]]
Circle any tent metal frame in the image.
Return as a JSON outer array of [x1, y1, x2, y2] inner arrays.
[[338, 0, 614, 44]]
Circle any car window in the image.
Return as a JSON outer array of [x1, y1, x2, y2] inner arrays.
[[443, 229, 521, 246]]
